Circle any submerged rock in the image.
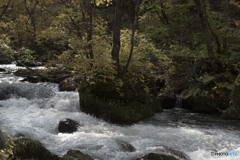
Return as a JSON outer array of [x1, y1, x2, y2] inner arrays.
[[12, 138, 58, 160], [61, 150, 93, 160], [136, 153, 178, 160], [115, 140, 136, 152], [58, 118, 80, 133]]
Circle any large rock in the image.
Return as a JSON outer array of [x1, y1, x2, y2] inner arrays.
[[137, 146, 191, 160], [58, 119, 80, 133], [61, 150, 93, 160], [12, 138, 58, 160], [79, 91, 162, 125], [181, 84, 230, 114], [181, 87, 217, 113], [232, 74, 240, 113], [136, 153, 178, 160], [223, 74, 240, 119]]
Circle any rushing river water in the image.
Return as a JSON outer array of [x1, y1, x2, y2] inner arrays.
[[0, 64, 240, 160]]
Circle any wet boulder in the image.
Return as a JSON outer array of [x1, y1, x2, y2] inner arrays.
[[0, 68, 6, 72], [136, 153, 178, 160], [58, 119, 80, 133], [223, 74, 240, 119], [12, 138, 57, 160], [115, 140, 136, 152], [163, 147, 191, 160], [61, 150, 93, 160]]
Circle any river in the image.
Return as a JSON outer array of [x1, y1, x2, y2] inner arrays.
[[0, 64, 240, 160]]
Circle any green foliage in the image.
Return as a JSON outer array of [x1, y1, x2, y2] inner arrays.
[[0, 128, 15, 160]]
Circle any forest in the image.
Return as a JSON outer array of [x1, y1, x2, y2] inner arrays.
[[0, 0, 240, 160]]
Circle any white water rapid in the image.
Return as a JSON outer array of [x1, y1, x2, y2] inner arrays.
[[0, 64, 240, 160]]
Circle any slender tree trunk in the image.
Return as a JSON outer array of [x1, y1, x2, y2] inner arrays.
[[87, 5, 94, 59], [122, 0, 139, 75], [112, 0, 122, 73], [24, 0, 38, 53], [223, 0, 230, 56], [60, 0, 83, 40], [82, 0, 94, 59], [193, 0, 219, 69]]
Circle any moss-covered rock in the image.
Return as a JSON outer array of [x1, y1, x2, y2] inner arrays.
[[180, 71, 233, 114], [181, 87, 218, 113], [136, 153, 178, 160], [232, 74, 240, 113], [12, 138, 56, 160], [79, 91, 162, 125], [223, 74, 240, 119], [61, 150, 93, 160]]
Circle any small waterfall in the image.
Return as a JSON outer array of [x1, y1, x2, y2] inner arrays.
[[175, 94, 182, 108]]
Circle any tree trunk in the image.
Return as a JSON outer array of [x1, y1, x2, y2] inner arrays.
[[111, 0, 122, 73], [193, 0, 219, 69], [82, 0, 94, 59], [87, 5, 94, 59], [223, 0, 230, 56], [122, 0, 139, 75], [24, 0, 38, 53]]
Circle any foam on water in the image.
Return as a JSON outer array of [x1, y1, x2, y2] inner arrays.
[[1, 64, 240, 160]]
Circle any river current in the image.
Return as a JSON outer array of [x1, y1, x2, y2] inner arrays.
[[0, 64, 240, 160]]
